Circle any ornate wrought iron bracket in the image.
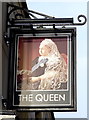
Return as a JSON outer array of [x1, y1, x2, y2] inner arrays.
[[5, 3, 87, 45], [7, 3, 53, 25], [7, 3, 87, 27]]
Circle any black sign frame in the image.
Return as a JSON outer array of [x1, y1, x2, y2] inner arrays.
[[7, 27, 77, 111]]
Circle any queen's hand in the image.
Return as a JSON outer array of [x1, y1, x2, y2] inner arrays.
[[29, 76, 41, 82]]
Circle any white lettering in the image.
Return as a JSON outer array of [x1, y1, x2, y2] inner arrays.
[[35, 94, 43, 102], [18, 94, 66, 102], [35, 94, 66, 102], [54, 94, 59, 101], [29, 94, 33, 101], [18, 94, 22, 102], [59, 94, 65, 101], [43, 94, 48, 101], [22, 95, 28, 101], [49, 94, 54, 101], [18, 94, 33, 102]]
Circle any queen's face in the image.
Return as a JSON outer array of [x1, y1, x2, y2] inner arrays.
[[39, 45, 51, 56]]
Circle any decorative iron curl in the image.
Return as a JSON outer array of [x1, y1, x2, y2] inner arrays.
[[7, 4, 87, 27], [7, 3, 30, 25], [73, 15, 87, 25], [7, 3, 53, 25]]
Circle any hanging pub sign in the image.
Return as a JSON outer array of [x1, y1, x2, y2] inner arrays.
[[7, 27, 77, 111]]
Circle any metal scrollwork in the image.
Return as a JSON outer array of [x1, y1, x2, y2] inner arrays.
[[73, 15, 87, 25], [7, 3, 87, 27], [7, 3, 53, 25]]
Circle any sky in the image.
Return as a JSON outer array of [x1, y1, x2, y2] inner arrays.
[[26, 0, 87, 118]]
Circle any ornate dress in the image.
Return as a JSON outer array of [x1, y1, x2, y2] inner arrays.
[[38, 55, 67, 90]]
